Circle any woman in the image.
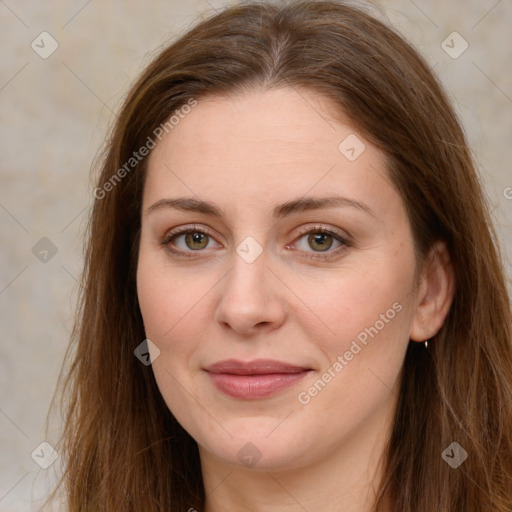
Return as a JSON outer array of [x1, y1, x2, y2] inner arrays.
[[44, 1, 512, 510]]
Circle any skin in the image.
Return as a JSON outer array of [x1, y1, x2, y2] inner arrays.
[[136, 86, 455, 512]]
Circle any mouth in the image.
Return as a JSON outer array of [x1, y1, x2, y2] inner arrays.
[[204, 359, 313, 399]]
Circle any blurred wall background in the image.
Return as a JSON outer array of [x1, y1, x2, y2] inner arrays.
[[0, 0, 511, 510]]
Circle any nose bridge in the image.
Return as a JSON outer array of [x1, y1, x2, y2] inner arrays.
[[227, 236, 271, 302], [214, 235, 286, 332]]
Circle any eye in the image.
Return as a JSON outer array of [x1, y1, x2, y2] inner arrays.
[[161, 224, 220, 257], [161, 223, 351, 260], [289, 224, 351, 261]]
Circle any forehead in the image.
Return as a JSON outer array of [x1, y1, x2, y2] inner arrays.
[[143, 87, 396, 220], [151, 87, 352, 161]]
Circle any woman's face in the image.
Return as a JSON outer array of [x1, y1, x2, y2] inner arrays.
[[137, 87, 422, 471]]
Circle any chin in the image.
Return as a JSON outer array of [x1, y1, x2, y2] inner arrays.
[[196, 420, 317, 472]]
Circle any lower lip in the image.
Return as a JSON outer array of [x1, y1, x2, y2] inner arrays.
[[207, 371, 310, 399]]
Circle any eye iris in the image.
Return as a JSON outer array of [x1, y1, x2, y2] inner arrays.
[[308, 232, 333, 252], [185, 232, 208, 250]]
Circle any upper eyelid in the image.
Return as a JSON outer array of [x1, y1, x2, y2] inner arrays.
[[294, 223, 350, 240], [164, 224, 218, 242]]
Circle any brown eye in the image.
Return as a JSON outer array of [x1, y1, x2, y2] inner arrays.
[[161, 225, 220, 257], [306, 232, 334, 252], [291, 225, 351, 261], [183, 231, 209, 250]]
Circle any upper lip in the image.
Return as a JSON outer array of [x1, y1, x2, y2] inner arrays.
[[204, 359, 311, 375]]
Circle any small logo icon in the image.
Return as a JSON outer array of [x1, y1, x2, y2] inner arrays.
[[237, 442, 262, 468], [31, 441, 59, 469], [441, 32, 469, 59], [236, 236, 263, 264], [134, 339, 161, 366], [338, 134, 366, 161], [441, 442, 468, 468], [31, 31, 59, 59], [32, 237, 58, 263]]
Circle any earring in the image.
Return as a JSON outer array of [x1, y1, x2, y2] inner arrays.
[[425, 338, 431, 349]]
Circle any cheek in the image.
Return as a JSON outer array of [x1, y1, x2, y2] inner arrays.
[[136, 253, 208, 427], [136, 252, 206, 367], [290, 256, 415, 416], [136, 247, 233, 407], [296, 259, 414, 351], [137, 247, 199, 337], [293, 275, 411, 433]]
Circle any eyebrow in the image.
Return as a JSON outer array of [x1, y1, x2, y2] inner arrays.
[[146, 195, 376, 219]]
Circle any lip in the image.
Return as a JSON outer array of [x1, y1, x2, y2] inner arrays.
[[204, 359, 312, 399]]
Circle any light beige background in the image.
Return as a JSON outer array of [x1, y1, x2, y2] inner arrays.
[[0, 0, 511, 510]]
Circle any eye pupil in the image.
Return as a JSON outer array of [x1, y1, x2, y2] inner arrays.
[[308, 232, 333, 252]]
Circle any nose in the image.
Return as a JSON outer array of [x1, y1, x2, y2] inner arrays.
[[214, 244, 286, 336]]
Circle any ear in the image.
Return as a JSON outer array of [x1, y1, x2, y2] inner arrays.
[[410, 241, 456, 343]]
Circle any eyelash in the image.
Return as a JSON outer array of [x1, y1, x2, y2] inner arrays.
[[160, 223, 351, 261]]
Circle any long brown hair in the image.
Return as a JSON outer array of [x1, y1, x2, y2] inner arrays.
[[44, 1, 512, 510]]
